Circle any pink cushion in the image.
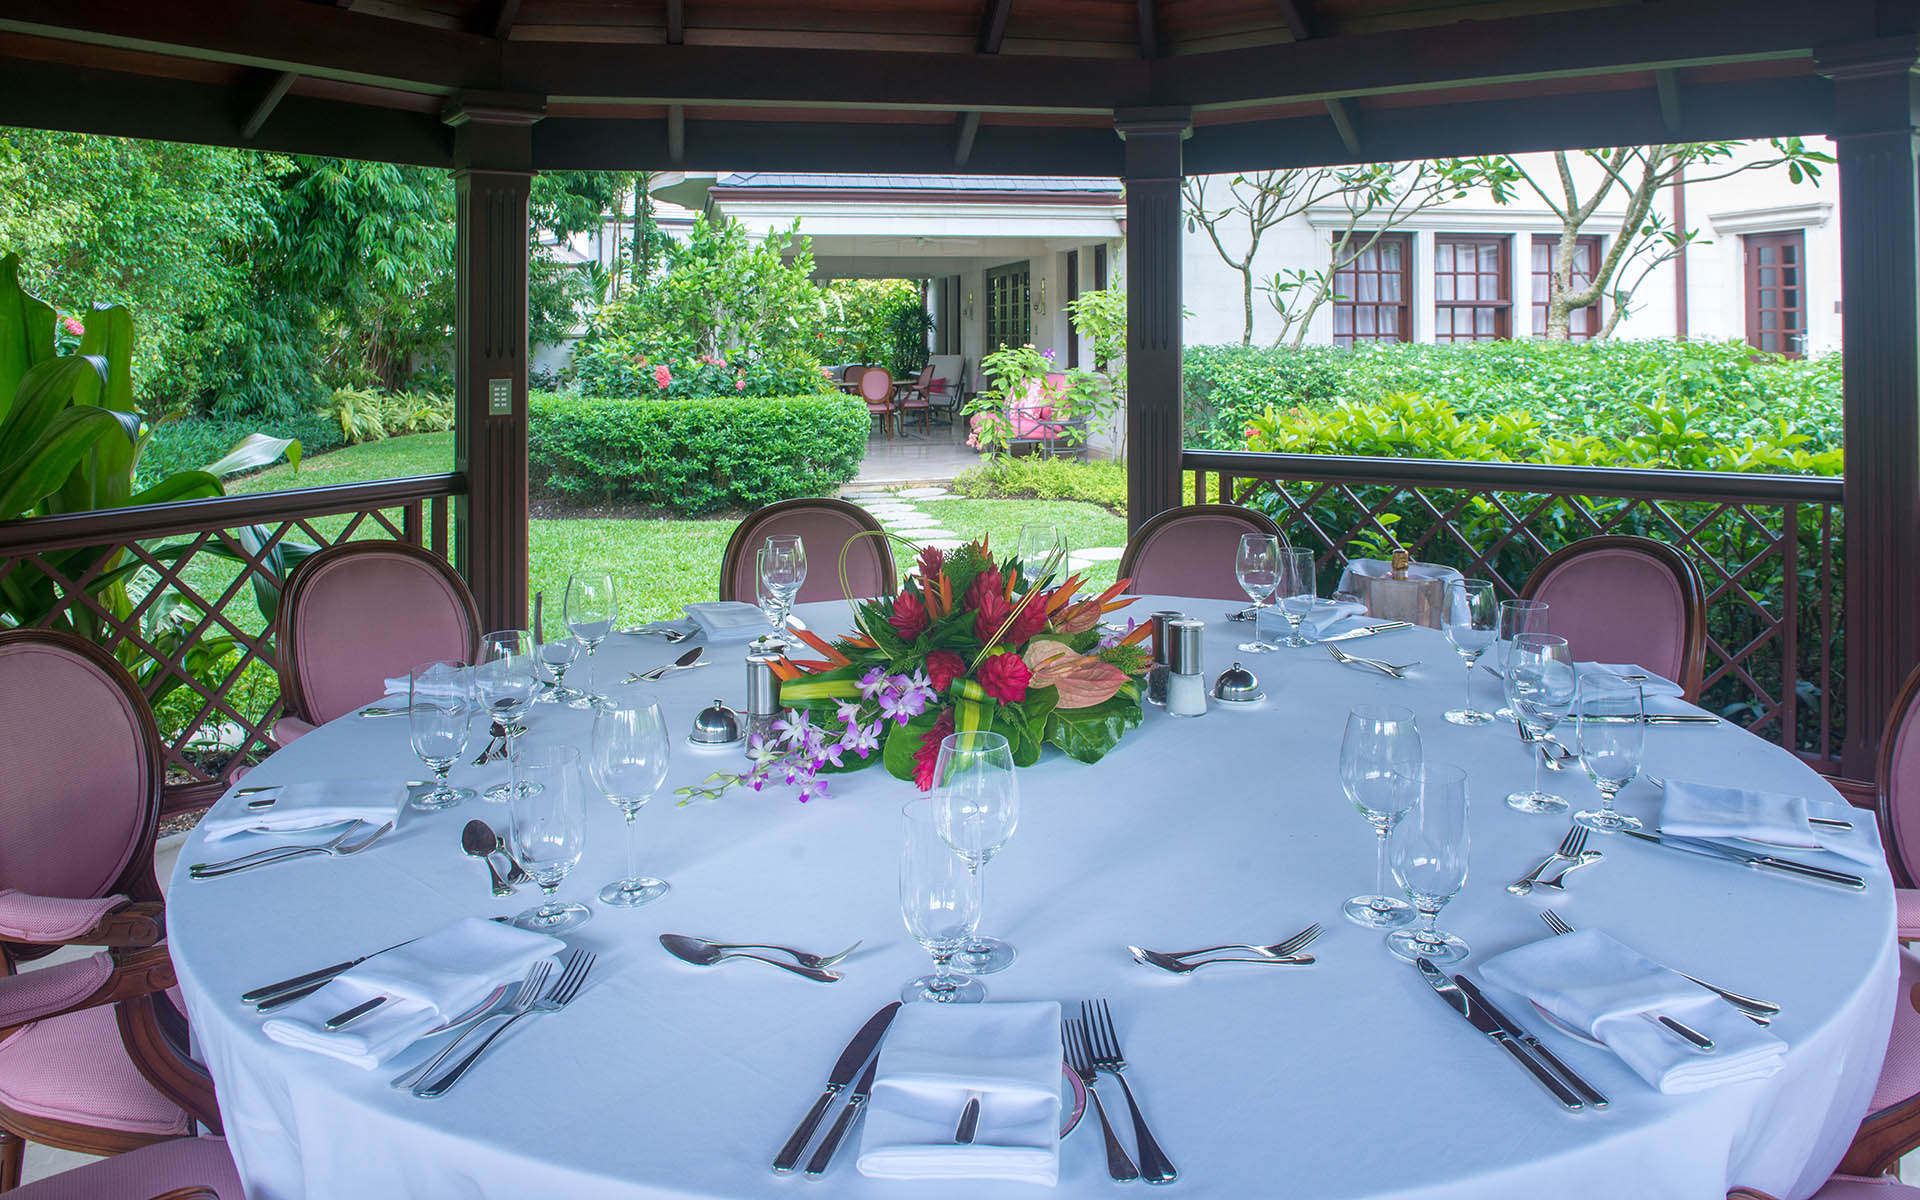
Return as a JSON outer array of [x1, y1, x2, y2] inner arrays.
[[11, 1135, 242, 1200], [1899, 888, 1920, 941], [285, 550, 475, 725], [0, 891, 126, 942], [1528, 546, 1689, 686], [269, 715, 316, 748], [1869, 947, 1920, 1114], [929, 378, 949, 394], [0, 1004, 191, 1137], [1125, 511, 1280, 601], [1813, 1179, 1920, 1198], [857, 368, 893, 402], [1887, 693, 1920, 886], [724, 504, 892, 604], [0, 953, 112, 1027]]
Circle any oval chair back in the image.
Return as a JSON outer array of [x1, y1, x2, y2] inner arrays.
[[1519, 535, 1707, 701], [720, 499, 898, 604], [1116, 504, 1286, 601], [1878, 664, 1920, 889], [857, 367, 894, 404], [276, 542, 481, 727]]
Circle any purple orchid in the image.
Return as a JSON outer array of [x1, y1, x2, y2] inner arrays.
[[834, 699, 864, 725], [840, 721, 881, 758], [771, 709, 813, 746], [857, 666, 890, 699]]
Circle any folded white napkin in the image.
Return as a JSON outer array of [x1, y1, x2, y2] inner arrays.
[[200, 781, 407, 842], [1257, 598, 1367, 640], [261, 918, 561, 1069], [858, 1000, 1062, 1184], [1660, 779, 1879, 866], [382, 676, 408, 695], [684, 601, 772, 642], [1481, 659, 1684, 701], [1480, 929, 1785, 1095]]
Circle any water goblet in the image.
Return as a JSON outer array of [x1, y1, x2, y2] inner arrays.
[[509, 744, 591, 932], [564, 572, 618, 708], [1442, 579, 1499, 726], [752, 548, 787, 653], [931, 732, 1019, 975], [1017, 523, 1067, 589], [899, 798, 985, 1004], [1385, 763, 1472, 964], [408, 659, 476, 811], [1235, 533, 1281, 653], [1504, 633, 1575, 814], [1340, 704, 1422, 928], [1574, 674, 1646, 833], [1277, 547, 1318, 648], [589, 698, 672, 908], [1493, 599, 1550, 720], [476, 629, 538, 803], [534, 635, 582, 705], [762, 535, 807, 634]]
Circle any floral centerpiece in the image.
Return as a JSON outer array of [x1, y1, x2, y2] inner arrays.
[[676, 537, 1151, 804]]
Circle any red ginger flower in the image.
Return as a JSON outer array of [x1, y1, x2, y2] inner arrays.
[[964, 568, 1004, 611], [917, 545, 945, 583], [1006, 594, 1049, 645], [926, 649, 965, 693], [889, 589, 929, 640], [972, 591, 1012, 645], [913, 709, 956, 791], [977, 651, 1031, 704]]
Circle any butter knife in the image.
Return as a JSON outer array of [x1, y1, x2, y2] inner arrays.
[[1319, 621, 1413, 643], [1623, 829, 1867, 890], [772, 1002, 901, 1173], [1454, 976, 1608, 1109], [805, 1056, 879, 1177], [1416, 958, 1583, 1110]]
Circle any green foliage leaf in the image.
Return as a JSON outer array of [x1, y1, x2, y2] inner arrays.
[[883, 710, 942, 782], [200, 432, 301, 478], [0, 253, 55, 415], [1043, 691, 1144, 765]]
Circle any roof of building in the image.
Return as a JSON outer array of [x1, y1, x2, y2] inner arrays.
[[712, 174, 1121, 195]]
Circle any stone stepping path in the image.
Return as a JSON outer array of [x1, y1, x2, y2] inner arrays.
[[1075, 546, 1124, 562], [891, 487, 952, 499]]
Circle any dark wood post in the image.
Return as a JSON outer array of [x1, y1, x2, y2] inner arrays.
[[446, 96, 544, 633], [1819, 44, 1920, 778], [1117, 109, 1190, 534]]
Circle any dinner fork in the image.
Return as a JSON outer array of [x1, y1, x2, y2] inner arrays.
[[189, 821, 395, 879], [1128, 946, 1316, 973], [690, 938, 862, 969], [1508, 827, 1586, 896], [1064, 1017, 1138, 1182], [414, 949, 595, 1098], [1540, 910, 1779, 1022], [1326, 643, 1418, 678], [1150, 922, 1322, 963], [389, 959, 553, 1090], [1084, 1000, 1177, 1185]]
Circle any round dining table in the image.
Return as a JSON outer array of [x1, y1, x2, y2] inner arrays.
[[168, 595, 1899, 1200]]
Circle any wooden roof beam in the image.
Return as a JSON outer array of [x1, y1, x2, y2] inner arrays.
[[1324, 96, 1360, 155], [1138, 0, 1161, 59], [978, 0, 1012, 55], [667, 102, 684, 162], [1276, 0, 1312, 41], [1656, 68, 1683, 136], [487, 0, 521, 39], [241, 69, 298, 139], [954, 110, 981, 165], [666, 0, 684, 46]]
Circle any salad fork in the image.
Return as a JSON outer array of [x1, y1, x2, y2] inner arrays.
[[1149, 922, 1321, 963], [1541, 910, 1778, 1022], [414, 949, 596, 1097], [1064, 1017, 1138, 1182], [1326, 643, 1418, 678], [1128, 946, 1315, 973], [389, 959, 553, 1090], [189, 821, 395, 879], [1508, 827, 1586, 896]]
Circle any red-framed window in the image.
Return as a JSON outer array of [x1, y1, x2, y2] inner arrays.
[[1331, 232, 1412, 346], [1531, 234, 1602, 340], [1744, 230, 1807, 359], [1434, 235, 1511, 342]]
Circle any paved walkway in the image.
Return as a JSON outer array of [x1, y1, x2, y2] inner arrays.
[[841, 486, 1127, 565], [850, 427, 982, 486]]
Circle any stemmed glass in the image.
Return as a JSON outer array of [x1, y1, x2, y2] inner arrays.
[[931, 732, 1019, 975], [1504, 633, 1575, 814], [1386, 763, 1472, 964], [761, 535, 807, 637], [564, 572, 617, 709], [589, 698, 672, 908], [1574, 674, 1646, 833], [408, 660, 476, 811], [1339, 704, 1422, 929], [1017, 523, 1067, 589], [476, 630, 538, 803], [1442, 579, 1499, 726], [1234, 534, 1281, 654], [1493, 599, 1549, 721], [753, 550, 787, 653], [509, 744, 591, 932], [1277, 547, 1318, 647], [899, 798, 985, 1004], [535, 635, 582, 705]]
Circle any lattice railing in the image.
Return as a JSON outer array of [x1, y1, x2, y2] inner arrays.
[[1185, 450, 1845, 770], [0, 474, 465, 813]]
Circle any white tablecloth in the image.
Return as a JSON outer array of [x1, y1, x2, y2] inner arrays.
[[168, 596, 1898, 1200]]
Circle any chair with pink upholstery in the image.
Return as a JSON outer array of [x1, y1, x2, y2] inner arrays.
[[1734, 1182, 1920, 1198], [272, 541, 481, 745], [1519, 534, 1708, 701], [0, 630, 223, 1190], [857, 367, 895, 438], [898, 364, 935, 436], [1116, 504, 1286, 601], [8, 1135, 239, 1199], [718, 498, 898, 604]]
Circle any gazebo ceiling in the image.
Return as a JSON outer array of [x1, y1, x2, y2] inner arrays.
[[0, 0, 1904, 173]]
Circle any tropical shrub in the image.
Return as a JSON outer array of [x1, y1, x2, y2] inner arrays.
[[325, 386, 454, 444], [967, 344, 1118, 457], [954, 457, 1127, 515], [572, 333, 833, 400], [820, 279, 925, 372], [529, 391, 868, 514]]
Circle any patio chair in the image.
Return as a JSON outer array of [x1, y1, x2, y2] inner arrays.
[[1117, 504, 1286, 601], [0, 631, 222, 1190], [1734, 1182, 1920, 1198], [272, 541, 481, 744], [9, 1135, 239, 1199], [857, 367, 895, 439], [1519, 535, 1707, 702], [898, 364, 935, 436], [719, 498, 897, 605]]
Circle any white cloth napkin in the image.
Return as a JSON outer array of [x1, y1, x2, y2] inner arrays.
[[684, 601, 772, 642], [1479, 659, 1684, 701], [199, 781, 407, 842], [857, 1000, 1062, 1184], [1480, 929, 1786, 1095], [1660, 779, 1879, 866], [261, 918, 561, 1069], [1257, 598, 1367, 640], [381, 676, 408, 695]]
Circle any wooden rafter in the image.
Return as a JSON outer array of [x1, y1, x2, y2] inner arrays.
[[667, 102, 684, 162], [488, 0, 521, 39], [1137, 0, 1161, 59], [953, 110, 981, 165], [1275, 0, 1312, 41], [241, 69, 297, 139], [665, 0, 684, 46], [978, 0, 1012, 55], [1323, 96, 1360, 155], [1656, 68, 1683, 135]]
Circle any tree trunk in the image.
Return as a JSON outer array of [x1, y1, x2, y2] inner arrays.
[[1240, 264, 1254, 345]]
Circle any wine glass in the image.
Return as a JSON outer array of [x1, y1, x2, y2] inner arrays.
[[1017, 523, 1067, 589], [1493, 599, 1549, 720], [931, 732, 1019, 975], [1235, 534, 1281, 654], [534, 635, 581, 705], [476, 630, 538, 803], [1339, 704, 1422, 928], [1574, 674, 1646, 833], [899, 798, 985, 1004], [1442, 579, 1498, 726], [1385, 763, 1472, 964], [753, 549, 787, 653], [1504, 634, 1575, 814], [1277, 546, 1318, 647], [509, 744, 591, 932], [564, 572, 617, 709], [589, 698, 672, 908], [407, 660, 476, 811], [761, 535, 807, 635]]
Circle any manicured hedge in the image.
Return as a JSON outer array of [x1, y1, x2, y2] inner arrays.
[[136, 412, 344, 489], [529, 391, 869, 514]]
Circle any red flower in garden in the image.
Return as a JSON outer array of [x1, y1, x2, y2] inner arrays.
[[889, 589, 929, 640], [1006, 594, 1049, 644], [926, 649, 965, 693], [977, 652, 1031, 704], [654, 364, 672, 389], [61, 316, 84, 337], [917, 545, 945, 583], [735, 377, 747, 391], [913, 709, 956, 791]]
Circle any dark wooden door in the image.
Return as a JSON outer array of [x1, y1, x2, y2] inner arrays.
[[1744, 230, 1807, 358]]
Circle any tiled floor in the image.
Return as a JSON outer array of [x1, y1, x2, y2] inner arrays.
[[851, 424, 981, 485]]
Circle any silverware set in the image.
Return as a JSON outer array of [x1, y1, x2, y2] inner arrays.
[[1068, 999, 1177, 1184], [626, 646, 706, 683], [774, 1002, 901, 1175], [409, 949, 596, 1098], [623, 625, 697, 641], [660, 932, 856, 982], [1540, 910, 1779, 1024], [188, 821, 394, 879], [1623, 828, 1867, 889], [1326, 643, 1420, 678], [1507, 826, 1599, 895], [1415, 956, 1606, 1111], [1129, 921, 1321, 974]]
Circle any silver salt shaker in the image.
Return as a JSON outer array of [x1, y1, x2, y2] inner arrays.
[[1166, 618, 1207, 718]]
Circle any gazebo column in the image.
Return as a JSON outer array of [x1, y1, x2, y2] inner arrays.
[[1820, 46, 1919, 777], [1117, 110, 1191, 533], [446, 96, 545, 632]]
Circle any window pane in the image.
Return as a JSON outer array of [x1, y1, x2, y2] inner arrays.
[[1334, 307, 1353, 334], [1380, 244, 1402, 269], [1757, 246, 1775, 265], [1762, 332, 1780, 350], [1437, 276, 1455, 302], [1761, 310, 1778, 330], [1381, 275, 1401, 302]]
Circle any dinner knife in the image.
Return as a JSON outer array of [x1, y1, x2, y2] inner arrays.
[[242, 917, 514, 1006], [1623, 829, 1867, 890], [1453, 976, 1609, 1110], [772, 1001, 901, 1174], [1582, 713, 1720, 725], [804, 1056, 879, 1177], [1416, 958, 1584, 1110], [1319, 621, 1413, 643]]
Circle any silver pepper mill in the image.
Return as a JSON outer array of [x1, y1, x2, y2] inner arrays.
[[745, 653, 781, 759], [1146, 609, 1184, 707]]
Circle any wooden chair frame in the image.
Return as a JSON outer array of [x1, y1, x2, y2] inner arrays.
[[1519, 533, 1709, 702], [717, 498, 898, 603], [1115, 503, 1285, 584]]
